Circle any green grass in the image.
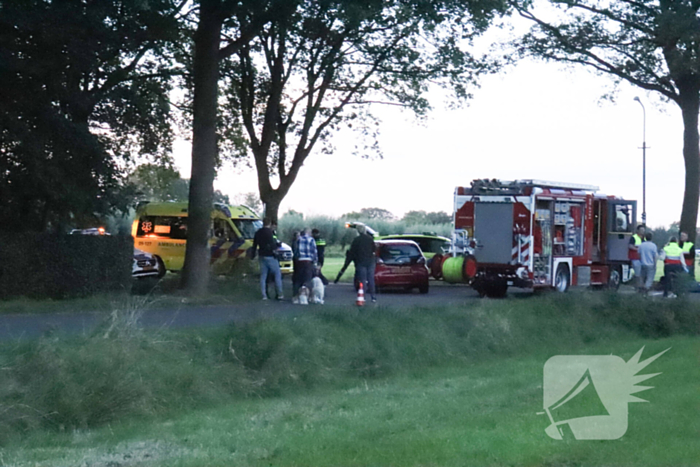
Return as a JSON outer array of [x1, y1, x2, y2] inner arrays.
[[0, 272, 262, 315], [3, 336, 696, 467], [321, 256, 355, 283], [1, 293, 699, 465]]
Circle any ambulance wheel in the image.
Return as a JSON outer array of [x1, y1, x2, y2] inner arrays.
[[608, 265, 622, 290], [554, 264, 570, 293]]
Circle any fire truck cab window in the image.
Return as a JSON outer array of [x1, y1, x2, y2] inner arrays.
[[613, 205, 632, 233]]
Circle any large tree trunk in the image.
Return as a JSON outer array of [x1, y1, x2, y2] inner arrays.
[[678, 85, 700, 239], [260, 187, 283, 225], [181, 1, 222, 295]]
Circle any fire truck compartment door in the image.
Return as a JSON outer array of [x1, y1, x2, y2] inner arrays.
[[606, 200, 637, 262], [474, 202, 514, 264]]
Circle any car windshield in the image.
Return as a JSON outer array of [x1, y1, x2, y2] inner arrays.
[[379, 244, 421, 265], [232, 219, 263, 239]]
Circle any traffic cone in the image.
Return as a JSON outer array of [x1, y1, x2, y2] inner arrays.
[[356, 282, 366, 306]]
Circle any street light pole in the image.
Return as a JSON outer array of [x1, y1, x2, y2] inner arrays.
[[634, 96, 647, 224]]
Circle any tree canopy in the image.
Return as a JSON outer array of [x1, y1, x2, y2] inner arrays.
[[402, 210, 451, 224], [343, 207, 396, 221], [514, 0, 700, 236], [0, 0, 182, 232], [126, 163, 230, 204], [219, 0, 509, 222]]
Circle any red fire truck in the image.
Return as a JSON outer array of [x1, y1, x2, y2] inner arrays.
[[440, 179, 637, 297]]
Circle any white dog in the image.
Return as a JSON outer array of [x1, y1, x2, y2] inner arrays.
[[298, 285, 310, 305], [309, 277, 325, 304]]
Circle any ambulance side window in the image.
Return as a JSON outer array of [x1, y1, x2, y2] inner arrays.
[[212, 219, 236, 241], [137, 216, 188, 239]]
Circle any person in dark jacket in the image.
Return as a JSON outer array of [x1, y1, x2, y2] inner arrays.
[[335, 224, 376, 302], [312, 228, 329, 285], [252, 218, 283, 300]]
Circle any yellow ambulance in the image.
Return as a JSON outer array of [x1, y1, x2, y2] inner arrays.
[[131, 202, 293, 275]]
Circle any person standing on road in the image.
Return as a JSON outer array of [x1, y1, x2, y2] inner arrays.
[[638, 232, 658, 294], [347, 224, 377, 302], [679, 231, 695, 281], [660, 236, 687, 298], [312, 228, 329, 285], [252, 217, 283, 300], [293, 228, 317, 303], [629, 224, 645, 289]]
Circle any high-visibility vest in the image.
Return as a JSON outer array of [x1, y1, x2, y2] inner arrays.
[[681, 241, 694, 266], [629, 234, 643, 260], [663, 243, 684, 265], [315, 238, 327, 247]]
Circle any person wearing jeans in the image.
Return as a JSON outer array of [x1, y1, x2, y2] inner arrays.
[[292, 228, 317, 302], [252, 218, 283, 300], [638, 232, 658, 293]]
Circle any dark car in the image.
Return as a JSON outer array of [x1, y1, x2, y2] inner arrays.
[[374, 240, 430, 293]]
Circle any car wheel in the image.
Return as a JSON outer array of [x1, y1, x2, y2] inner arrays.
[[554, 264, 570, 293], [156, 256, 166, 278], [419, 283, 429, 294]]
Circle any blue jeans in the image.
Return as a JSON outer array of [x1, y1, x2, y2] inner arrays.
[[355, 263, 376, 299], [260, 256, 283, 298]]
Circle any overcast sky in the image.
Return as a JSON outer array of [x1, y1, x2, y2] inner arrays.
[[173, 42, 686, 230]]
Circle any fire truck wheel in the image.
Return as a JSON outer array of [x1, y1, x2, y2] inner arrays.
[[481, 281, 507, 298], [554, 264, 570, 293], [608, 266, 622, 290]]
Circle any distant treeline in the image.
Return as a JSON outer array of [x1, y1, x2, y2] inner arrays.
[[277, 214, 452, 248]]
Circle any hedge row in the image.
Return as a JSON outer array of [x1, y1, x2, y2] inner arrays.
[[0, 234, 132, 299], [277, 214, 452, 248]]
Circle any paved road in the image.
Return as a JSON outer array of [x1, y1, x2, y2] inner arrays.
[[0, 282, 490, 341], [0, 281, 671, 341]]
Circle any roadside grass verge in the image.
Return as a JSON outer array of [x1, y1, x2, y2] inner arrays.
[[0, 292, 698, 458], [4, 336, 697, 467], [0, 272, 262, 315]]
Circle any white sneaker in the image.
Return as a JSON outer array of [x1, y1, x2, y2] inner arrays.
[[292, 297, 299, 304]]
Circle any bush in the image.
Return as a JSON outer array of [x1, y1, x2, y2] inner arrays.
[[0, 234, 132, 299]]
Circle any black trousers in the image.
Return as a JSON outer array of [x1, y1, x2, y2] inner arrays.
[[663, 264, 684, 296], [293, 261, 314, 296]]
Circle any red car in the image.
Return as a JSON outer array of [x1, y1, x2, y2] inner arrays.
[[374, 240, 430, 293]]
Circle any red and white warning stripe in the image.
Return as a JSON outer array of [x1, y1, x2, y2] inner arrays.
[[512, 235, 531, 265]]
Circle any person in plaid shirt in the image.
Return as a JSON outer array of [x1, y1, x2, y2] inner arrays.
[[292, 228, 318, 302]]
